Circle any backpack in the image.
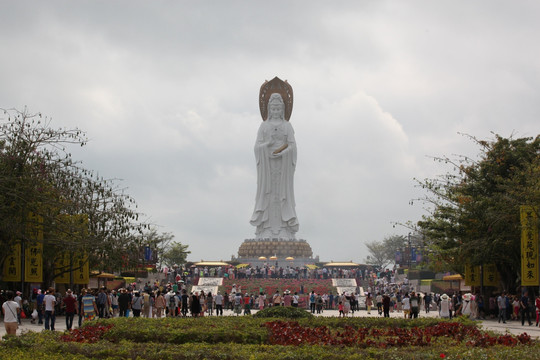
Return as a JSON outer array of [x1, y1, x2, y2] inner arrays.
[[169, 295, 176, 307]]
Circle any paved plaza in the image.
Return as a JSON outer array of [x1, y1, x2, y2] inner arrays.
[[2, 309, 540, 339]]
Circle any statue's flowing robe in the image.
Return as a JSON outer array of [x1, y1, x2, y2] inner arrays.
[[250, 120, 298, 239]]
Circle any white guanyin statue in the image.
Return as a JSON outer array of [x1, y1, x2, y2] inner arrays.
[[250, 78, 299, 239]]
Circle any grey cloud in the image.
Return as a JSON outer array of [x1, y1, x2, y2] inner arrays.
[[1, 1, 539, 262]]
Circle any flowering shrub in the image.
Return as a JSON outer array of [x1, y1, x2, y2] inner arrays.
[[3, 317, 539, 360], [60, 323, 114, 343], [262, 321, 533, 348]]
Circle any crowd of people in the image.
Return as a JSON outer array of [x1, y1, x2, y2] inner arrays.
[[4, 267, 540, 335], [168, 265, 372, 283], [362, 284, 540, 326]]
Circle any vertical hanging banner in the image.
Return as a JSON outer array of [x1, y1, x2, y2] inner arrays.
[[483, 264, 499, 287], [520, 205, 539, 286], [25, 213, 43, 283], [464, 264, 481, 286], [144, 246, 153, 261], [54, 252, 71, 284], [73, 253, 89, 285], [54, 214, 90, 284], [3, 243, 21, 282], [25, 242, 43, 283]]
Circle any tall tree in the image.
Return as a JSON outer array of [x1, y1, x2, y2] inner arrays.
[[364, 235, 410, 269], [161, 241, 191, 268], [416, 134, 540, 290], [364, 240, 389, 269], [125, 228, 182, 269], [0, 108, 148, 284], [383, 234, 408, 263]]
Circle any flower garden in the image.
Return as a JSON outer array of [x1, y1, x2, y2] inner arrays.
[[1, 315, 539, 359]]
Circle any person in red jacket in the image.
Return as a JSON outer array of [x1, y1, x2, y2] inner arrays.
[[63, 289, 78, 330], [243, 293, 251, 315]]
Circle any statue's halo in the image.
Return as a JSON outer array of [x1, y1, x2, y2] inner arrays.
[[259, 76, 293, 121]]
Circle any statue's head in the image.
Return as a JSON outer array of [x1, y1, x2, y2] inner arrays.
[[259, 77, 293, 121], [268, 93, 285, 120]]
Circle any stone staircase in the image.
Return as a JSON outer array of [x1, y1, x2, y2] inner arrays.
[[332, 278, 360, 295], [191, 277, 222, 295]]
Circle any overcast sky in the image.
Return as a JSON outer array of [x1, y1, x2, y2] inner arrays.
[[1, 1, 539, 264]]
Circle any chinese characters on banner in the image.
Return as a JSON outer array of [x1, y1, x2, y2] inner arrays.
[[520, 205, 539, 286], [2, 213, 91, 285], [72, 253, 89, 284], [25, 242, 43, 283], [3, 243, 21, 282], [464, 264, 481, 286], [54, 214, 90, 285], [54, 252, 89, 285], [54, 252, 71, 284], [483, 264, 499, 287], [24, 213, 43, 283]]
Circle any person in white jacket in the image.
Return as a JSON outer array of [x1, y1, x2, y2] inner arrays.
[[439, 294, 450, 318], [2, 291, 20, 335]]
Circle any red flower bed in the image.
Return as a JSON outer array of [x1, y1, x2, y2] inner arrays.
[[60, 323, 114, 343], [262, 321, 533, 348]]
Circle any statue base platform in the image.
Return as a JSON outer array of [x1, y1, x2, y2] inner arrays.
[[234, 238, 317, 268]]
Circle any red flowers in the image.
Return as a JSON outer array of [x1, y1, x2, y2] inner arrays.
[[262, 321, 532, 348], [60, 323, 114, 343]]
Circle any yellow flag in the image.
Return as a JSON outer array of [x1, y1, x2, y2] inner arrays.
[[464, 264, 481, 286], [24, 213, 43, 283], [3, 243, 21, 282], [54, 252, 71, 284], [520, 205, 539, 286], [73, 253, 89, 285], [25, 242, 43, 283], [483, 264, 499, 287]]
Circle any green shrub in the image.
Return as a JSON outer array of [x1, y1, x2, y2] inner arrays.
[[3, 341, 540, 360], [2, 317, 538, 359], [253, 306, 314, 319], [99, 317, 268, 344], [294, 315, 477, 329]]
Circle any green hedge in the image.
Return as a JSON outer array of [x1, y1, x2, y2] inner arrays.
[[253, 306, 314, 319], [2, 341, 540, 360], [1, 317, 538, 360]]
